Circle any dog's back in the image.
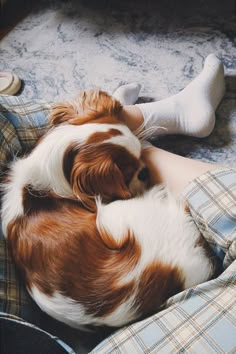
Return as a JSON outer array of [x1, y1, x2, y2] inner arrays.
[[2, 175, 217, 328]]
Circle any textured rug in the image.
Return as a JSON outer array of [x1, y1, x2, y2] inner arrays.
[[1, 0, 236, 165], [0, 0, 236, 352]]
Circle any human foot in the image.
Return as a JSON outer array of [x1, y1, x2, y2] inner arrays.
[[136, 54, 225, 138], [113, 83, 141, 105]]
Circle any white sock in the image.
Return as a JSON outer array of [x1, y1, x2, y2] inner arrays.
[[113, 83, 141, 105], [136, 54, 225, 138]]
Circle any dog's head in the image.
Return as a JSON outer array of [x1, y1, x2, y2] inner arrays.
[[49, 90, 149, 210]]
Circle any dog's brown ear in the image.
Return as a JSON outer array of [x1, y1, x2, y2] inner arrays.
[[73, 159, 131, 211], [64, 143, 131, 211], [49, 102, 77, 126], [76, 89, 122, 122], [49, 89, 123, 126]]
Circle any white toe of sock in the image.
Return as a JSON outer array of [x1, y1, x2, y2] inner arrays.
[[204, 54, 223, 70], [113, 83, 141, 105]]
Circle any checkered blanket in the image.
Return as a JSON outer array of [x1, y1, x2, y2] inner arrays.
[[0, 95, 235, 353], [0, 95, 51, 163]]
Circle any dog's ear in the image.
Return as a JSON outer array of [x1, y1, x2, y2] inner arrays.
[[49, 89, 122, 126], [49, 102, 77, 126], [63, 144, 131, 211]]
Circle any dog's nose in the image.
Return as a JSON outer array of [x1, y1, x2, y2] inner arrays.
[[137, 167, 149, 182]]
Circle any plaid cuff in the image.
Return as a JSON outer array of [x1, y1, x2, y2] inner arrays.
[[183, 168, 236, 268]]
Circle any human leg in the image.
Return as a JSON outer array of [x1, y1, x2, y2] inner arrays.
[[112, 55, 225, 193], [142, 146, 222, 195]]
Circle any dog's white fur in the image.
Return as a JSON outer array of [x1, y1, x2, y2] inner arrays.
[[1, 89, 217, 329], [1, 122, 141, 236], [26, 186, 215, 328]]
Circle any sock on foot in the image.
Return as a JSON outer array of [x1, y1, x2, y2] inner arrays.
[[113, 83, 141, 105], [136, 54, 225, 138]]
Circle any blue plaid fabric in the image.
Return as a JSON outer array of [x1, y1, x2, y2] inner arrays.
[[184, 168, 236, 268], [0, 95, 51, 164], [92, 261, 236, 353], [91, 169, 236, 353]]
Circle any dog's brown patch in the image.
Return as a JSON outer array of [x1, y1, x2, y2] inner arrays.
[[135, 262, 184, 317], [7, 188, 141, 317], [49, 90, 122, 126], [63, 138, 140, 211]]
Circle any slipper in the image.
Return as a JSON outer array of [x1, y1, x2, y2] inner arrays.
[[0, 72, 21, 95]]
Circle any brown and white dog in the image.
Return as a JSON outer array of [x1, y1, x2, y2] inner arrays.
[[1, 90, 217, 329]]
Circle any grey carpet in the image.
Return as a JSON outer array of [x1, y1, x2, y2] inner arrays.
[[1, 0, 236, 164], [1, 0, 236, 352]]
